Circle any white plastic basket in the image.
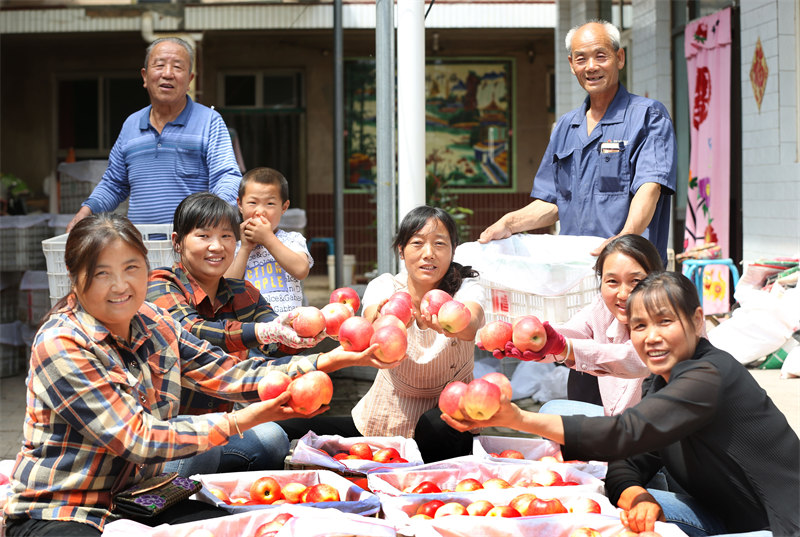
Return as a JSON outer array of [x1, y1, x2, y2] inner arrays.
[[480, 272, 599, 325], [42, 224, 174, 306]]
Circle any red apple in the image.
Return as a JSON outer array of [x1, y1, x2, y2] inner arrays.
[[291, 306, 326, 338], [416, 499, 445, 517], [380, 298, 413, 325], [338, 316, 374, 352], [528, 496, 567, 515], [349, 442, 374, 460], [373, 446, 401, 463], [280, 482, 308, 504], [321, 302, 354, 337], [538, 455, 561, 464], [481, 372, 513, 401], [439, 381, 468, 420], [486, 505, 521, 518], [389, 291, 413, 309], [304, 483, 340, 503], [370, 324, 408, 363], [531, 469, 562, 487], [462, 378, 501, 420], [420, 289, 452, 316], [410, 514, 433, 520], [512, 315, 547, 352], [207, 487, 230, 504], [254, 513, 294, 537], [454, 478, 483, 492], [499, 449, 525, 460], [434, 502, 468, 518], [509, 493, 538, 516], [411, 480, 442, 494], [437, 300, 472, 333], [332, 452, 349, 461], [249, 476, 283, 504], [257, 370, 292, 401], [569, 528, 602, 537], [466, 500, 495, 516], [566, 497, 602, 514], [372, 314, 407, 334], [482, 478, 512, 489], [478, 320, 513, 352], [287, 370, 333, 414], [330, 287, 360, 314]]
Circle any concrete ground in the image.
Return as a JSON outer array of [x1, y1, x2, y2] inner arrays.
[[1, 275, 798, 461]]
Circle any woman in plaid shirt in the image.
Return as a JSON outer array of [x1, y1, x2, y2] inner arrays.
[[3, 214, 376, 536]]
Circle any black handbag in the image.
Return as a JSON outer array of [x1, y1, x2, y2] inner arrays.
[[111, 464, 201, 518]]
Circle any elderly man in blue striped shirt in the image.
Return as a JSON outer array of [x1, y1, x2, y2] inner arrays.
[[67, 37, 241, 229]]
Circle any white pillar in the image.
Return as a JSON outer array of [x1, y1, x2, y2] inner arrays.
[[396, 0, 426, 222]]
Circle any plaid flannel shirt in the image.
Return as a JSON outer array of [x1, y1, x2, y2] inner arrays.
[[3, 296, 317, 531]]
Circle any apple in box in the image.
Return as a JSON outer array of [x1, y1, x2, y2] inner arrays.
[[320, 302, 353, 337], [254, 513, 294, 537], [566, 496, 602, 514], [330, 287, 360, 314], [257, 370, 292, 401], [370, 324, 407, 363], [454, 478, 483, 492], [288, 370, 333, 414], [499, 449, 525, 459], [434, 502, 468, 518], [372, 446, 401, 463], [304, 483, 340, 503], [439, 381, 468, 420], [420, 289, 452, 316], [478, 320, 513, 352], [466, 500, 494, 516], [349, 442, 373, 460], [512, 315, 547, 352], [338, 316, 374, 352], [280, 482, 308, 504], [462, 378, 501, 420], [411, 481, 442, 494], [482, 478, 511, 489], [437, 300, 471, 333], [249, 476, 283, 504], [291, 306, 326, 338], [486, 505, 521, 518], [416, 499, 445, 517]]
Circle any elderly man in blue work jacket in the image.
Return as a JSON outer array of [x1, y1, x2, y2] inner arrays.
[[479, 20, 677, 406]]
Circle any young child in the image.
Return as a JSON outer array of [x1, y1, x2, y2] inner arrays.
[[227, 167, 312, 314]]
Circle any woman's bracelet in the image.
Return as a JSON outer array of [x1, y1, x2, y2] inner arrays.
[[554, 339, 571, 365], [229, 412, 244, 439]]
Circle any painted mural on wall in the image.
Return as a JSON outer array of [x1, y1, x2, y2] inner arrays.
[[683, 7, 733, 314], [344, 58, 514, 191]]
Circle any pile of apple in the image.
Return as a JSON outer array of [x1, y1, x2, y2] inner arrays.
[[409, 493, 600, 519], [330, 442, 408, 464], [404, 467, 580, 495], [439, 371, 512, 422], [488, 451, 568, 464], [478, 315, 547, 353], [418, 289, 472, 333], [208, 476, 340, 506]]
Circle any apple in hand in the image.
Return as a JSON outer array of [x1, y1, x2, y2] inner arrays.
[[478, 320, 513, 352], [486, 505, 521, 518], [454, 478, 483, 492], [438, 381, 468, 420], [482, 478, 512, 489], [321, 302, 354, 337], [420, 289, 452, 316], [512, 315, 547, 352], [287, 370, 333, 414], [254, 513, 294, 537], [499, 449, 525, 459], [569, 529, 602, 537], [249, 476, 283, 504], [411, 481, 442, 494], [434, 502, 468, 518], [372, 314, 407, 335], [349, 442, 373, 460], [462, 378, 501, 420], [257, 370, 292, 401], [466, 500, 494, 516], [389, 291, 413, 309], [416, 499, 445, 517], [437, 300, 472, 333], [280, 482, 308, 504], [291, 306, 326, 338], [370, 324, 408, 363], [330, 287, 360, 314], [481, 371, 513, 401], [566, 497, 602, 514], [304, 483, 340, 503], [338, 316, 374, 352], [372, 446, 401, 463], [380, 298, 413, 325]]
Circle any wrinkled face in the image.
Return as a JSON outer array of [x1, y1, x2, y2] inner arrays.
[[175, 224, 236, 290], [74, 238, 148, 340], [238, 182, 289, 230], [400, 218, 453, 287], [568, 23, 625, 98], [141, 41, 194, 108], [628, 295, 703, 382], [600, 252, 647, 324]]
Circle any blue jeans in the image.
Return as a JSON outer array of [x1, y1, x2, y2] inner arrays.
[[163, 421, 289, 477], [648, 489, 729, 537]]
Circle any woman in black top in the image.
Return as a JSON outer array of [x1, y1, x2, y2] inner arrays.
[[443, 272, 799, 537]]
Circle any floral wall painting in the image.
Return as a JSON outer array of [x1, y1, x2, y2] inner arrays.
[[344, 58, 514, 191], [749, 37, 768, 112]]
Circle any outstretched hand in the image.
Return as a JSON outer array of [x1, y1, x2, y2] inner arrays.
[[480, 322, 566, 361], [440, 396, 522, 432]]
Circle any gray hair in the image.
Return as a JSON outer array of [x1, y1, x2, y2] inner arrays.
[[144, 37, 194, 73], [565, 20, 621, 55]]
